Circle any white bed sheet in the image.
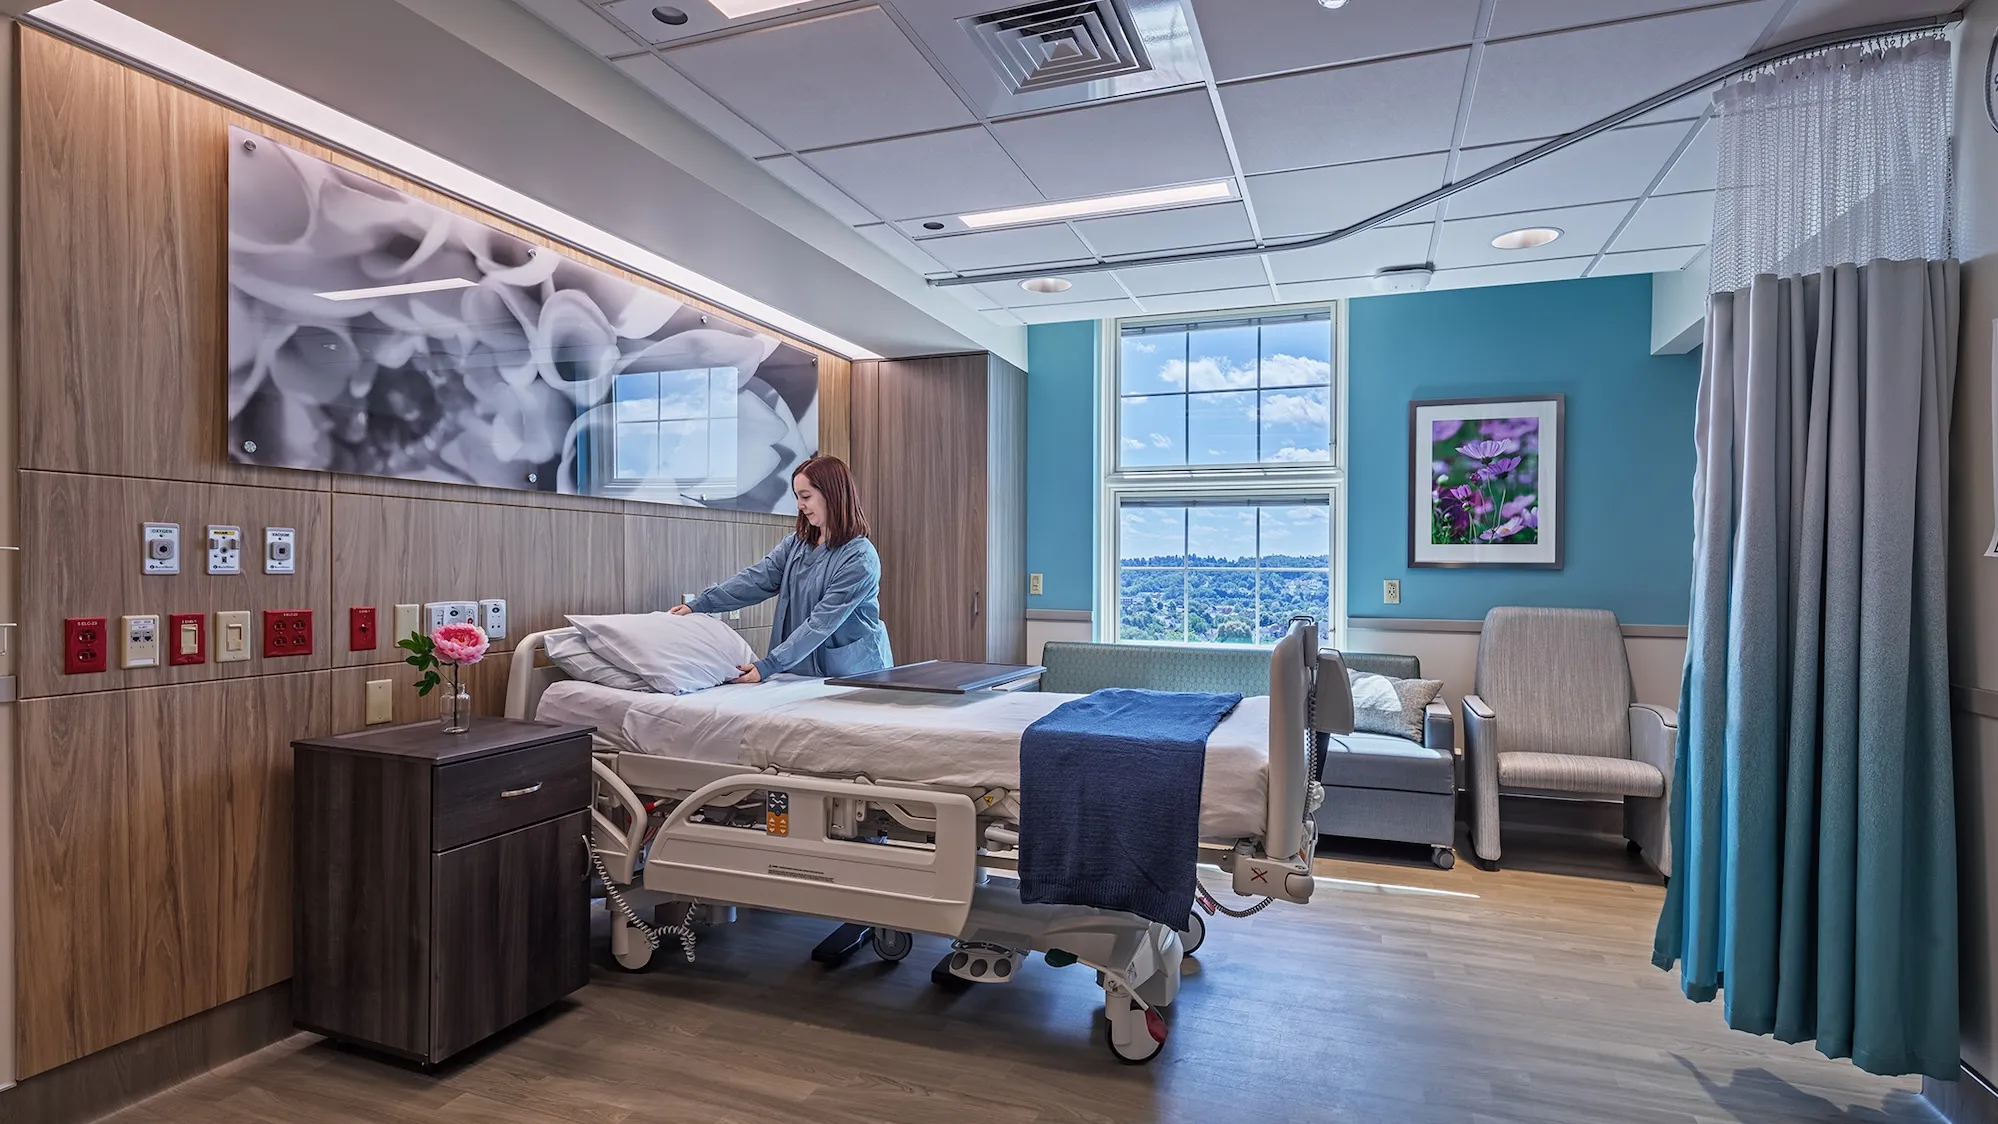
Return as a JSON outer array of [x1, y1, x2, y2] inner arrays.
[[538, 677, 1274, 840]]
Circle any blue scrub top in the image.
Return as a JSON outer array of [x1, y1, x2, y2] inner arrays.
[[685, 533, 893, 680]]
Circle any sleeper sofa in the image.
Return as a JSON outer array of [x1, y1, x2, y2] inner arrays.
[[1038, 642, 1459, 868]]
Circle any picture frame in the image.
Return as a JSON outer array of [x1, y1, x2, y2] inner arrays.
[[1408, 394, 1564, 569]]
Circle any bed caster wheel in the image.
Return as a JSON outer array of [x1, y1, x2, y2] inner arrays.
[[871, 928, 913, 963], [1182, 910, 1206, 956], [1432, 846, 1456, 870], [1104, 1000, 1167, 1064], [610, 941, 655, 972]]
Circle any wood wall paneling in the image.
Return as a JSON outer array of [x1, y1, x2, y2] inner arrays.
[[18, 471, 335, 698], [14, 673, 331, 1077]]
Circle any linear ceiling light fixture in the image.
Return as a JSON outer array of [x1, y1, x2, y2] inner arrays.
[[708, 0, 807, 18], [25, 0, 880, 359], [958, 180, 1233, 230], [315, 277, 478, 301]]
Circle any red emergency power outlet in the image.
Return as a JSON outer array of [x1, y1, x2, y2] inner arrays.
[[168, 613, 207, 665], [64, 617, 108, 674], [349, 606, 378, 651], [262, 609, 313, 657]]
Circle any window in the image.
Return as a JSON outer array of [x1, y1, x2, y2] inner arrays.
[[1102, 309, 1344, 648], [610, 367, 738, 485]]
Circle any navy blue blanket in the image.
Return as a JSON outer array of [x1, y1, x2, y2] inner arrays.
[[1018, 688, 1242, 929]]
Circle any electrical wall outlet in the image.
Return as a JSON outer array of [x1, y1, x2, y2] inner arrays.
[[1029, 573, 1043, 596], [393, 603, 420, 643], [214, 610, 253, 663], [262, 609, 313, 657], [364, 679, 394, 725], [478, 599, 507, 639], [263, 527, 296, 574], [143, 522, 180, 575], [1383, 579, 1401, 605], [168, 612, 206, 665], [349, 606, 378, 651], [65, 617, 108, 674], [120, 614, 161, 669], [206, 526, 243, 575], [424, 601, 479, 633]]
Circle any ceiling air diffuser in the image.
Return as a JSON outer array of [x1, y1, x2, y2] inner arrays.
[[961, 0, 1152, 95]]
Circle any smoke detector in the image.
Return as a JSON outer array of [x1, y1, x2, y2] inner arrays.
[[1372, 265, 1434, 293], [961, 0, 1152, 95]]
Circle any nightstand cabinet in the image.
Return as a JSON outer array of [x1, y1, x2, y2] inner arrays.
[[292, 718, 595, 1065]]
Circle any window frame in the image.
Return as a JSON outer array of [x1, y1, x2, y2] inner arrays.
[[1096, 301, 1349, 650], [593, 365, 742, 503]]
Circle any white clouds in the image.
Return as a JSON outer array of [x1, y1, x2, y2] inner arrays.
[[1129, 339, 1157, 355], [1261, 352, 1331, 387], [1269, 446, 1330, 463], [1149, 432, 1173, 448], [1123, 437, 1146, 452], [1261, 391, 1331, 427]]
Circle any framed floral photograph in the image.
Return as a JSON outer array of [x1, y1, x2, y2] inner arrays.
[[1409, 395, 1563, 568]]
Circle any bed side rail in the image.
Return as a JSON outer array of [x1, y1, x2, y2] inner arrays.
[[1232, 617, 1319, 904], [506, 630, 569, 720]]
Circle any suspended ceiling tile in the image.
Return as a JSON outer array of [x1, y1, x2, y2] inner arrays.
[[854, 223, 949, 274], [615, 55, 785, 158], [1137, 285, 1284, 317], [1247, 152, 1447, 240], [1273, 277, 1376, 304], [1611, 190, 1714, 251], [1424, 256, 1595, 291], [1013, 298, 1146, 323], [1113, 254, 1270, 297], [1464, 4, 1776, 146], [662, 7, 976, 150], [1770, 0, 1958, 44], [514, 0, 646, 57], [1070, 202, 1255, 258], [804, 127, 1043, 220], [755, 155, 879, 225], [917, 224, 1094, 272], [1489, 0, 1741, 40], [1265, 223, 1435, 285], [1655, 118, 1718, 196], [1191, 0, 1481, 82], [1436, 200, 1636, 267], [1591, 246, 1705, 276], [1628, 87, 1718, 126], [1221, 49, 1471, 175], [974, 270, 1130, 309], [982, 308, 1028, 326], [1448, 120, 1695, 220], [990, 90, 1235, 200], [602, 0, 729, 43]]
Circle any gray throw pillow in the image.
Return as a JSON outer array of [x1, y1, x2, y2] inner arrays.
[[1346, 669, 1444, 742]]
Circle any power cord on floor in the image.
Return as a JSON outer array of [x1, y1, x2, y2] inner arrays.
[[586, 836, 697, 963]]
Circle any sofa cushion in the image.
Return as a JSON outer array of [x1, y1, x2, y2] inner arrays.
[[1322, 732, 1455, 794], [1497, 751, 1664, 797], [1348, 670, 1444, 742]]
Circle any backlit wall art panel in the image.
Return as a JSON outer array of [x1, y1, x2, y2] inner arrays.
[[224, 125, 820, 515]]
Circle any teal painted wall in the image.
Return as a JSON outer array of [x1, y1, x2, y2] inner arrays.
[[1349, 274, 1700, 625], [1025, 320, 1098, 612], [1020, 274, 1701, 625]]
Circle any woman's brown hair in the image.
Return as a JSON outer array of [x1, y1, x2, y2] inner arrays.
[[793, 455, 870, 549]]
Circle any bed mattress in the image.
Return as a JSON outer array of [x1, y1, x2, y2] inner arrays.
[[536, 677, 1275, 841]]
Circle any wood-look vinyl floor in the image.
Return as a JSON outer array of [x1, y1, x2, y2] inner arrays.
[[100, 825, 1936, 1124]]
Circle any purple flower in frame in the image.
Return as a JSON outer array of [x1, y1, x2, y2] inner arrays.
[[1472, 455, 1523, 483], [1523, 507, 1539, 530], [1448, 484, 1476, 502], [1478, 416, 1538, 441], [1432, 459, 1451, 480], [1501, 493, 1537, 520], [1480, 516, 1526, 542], [1456, 439, 1518, 461], [1436, 492, 1469, 534], [1433, 420, 1463, 443]]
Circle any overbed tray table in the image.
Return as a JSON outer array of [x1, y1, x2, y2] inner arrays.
[[825, 659, 1045, 694]]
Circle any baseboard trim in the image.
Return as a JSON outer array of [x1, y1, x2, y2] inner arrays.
[[0, 983, 295, 1124], [1927, 1061, 1998, 1124]]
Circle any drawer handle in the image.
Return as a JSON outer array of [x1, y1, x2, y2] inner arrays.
[[500, 783, 543, 799]]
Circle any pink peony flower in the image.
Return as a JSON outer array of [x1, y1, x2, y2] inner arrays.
[[431, 622, 489, 665]]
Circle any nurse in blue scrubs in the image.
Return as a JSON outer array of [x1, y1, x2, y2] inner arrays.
[[671, 454, 893, 683]]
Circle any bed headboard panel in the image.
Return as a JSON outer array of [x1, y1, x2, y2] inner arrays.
[[506, 630, 572, 720]]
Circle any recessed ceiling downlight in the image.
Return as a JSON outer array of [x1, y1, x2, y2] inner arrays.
[[1316, 0, 1349, 8], [1020, 277, 1073, 294], [1491, 227, 1561, 250]]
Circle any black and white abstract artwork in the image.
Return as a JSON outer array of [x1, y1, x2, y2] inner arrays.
[[224, 125, 820, 516]]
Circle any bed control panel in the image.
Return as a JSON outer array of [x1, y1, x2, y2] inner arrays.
[[478, 599, 506, 640], [424, 601, 479, 633]]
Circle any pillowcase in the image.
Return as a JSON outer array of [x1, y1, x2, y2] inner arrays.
[[1346, 669, 1445, 743], [565, 611, 758, 695], [542, 627, 652, 692]]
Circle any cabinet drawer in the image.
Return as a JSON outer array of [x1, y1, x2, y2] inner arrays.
[[433, 737, 590, 851]]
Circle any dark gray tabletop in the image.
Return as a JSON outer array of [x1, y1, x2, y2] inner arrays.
[[825, 660, 1046, 694]]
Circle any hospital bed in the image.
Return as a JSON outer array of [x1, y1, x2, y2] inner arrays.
[[503, 618, 1348, 1063]]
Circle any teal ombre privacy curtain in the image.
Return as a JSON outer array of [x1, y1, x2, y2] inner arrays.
[[1651, 34, 1961, 1080]]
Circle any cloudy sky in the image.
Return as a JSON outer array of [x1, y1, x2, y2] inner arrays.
[[1118, 318, 1333, 468]]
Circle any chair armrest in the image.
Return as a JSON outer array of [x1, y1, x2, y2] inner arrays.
[[1463, 694, 1494, 722], [1423, 700, 1454, 751], [1628, 703, 1677, 775], [1463, 695, 1497, 780]]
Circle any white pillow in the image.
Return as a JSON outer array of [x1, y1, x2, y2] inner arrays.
[[542, 627, 651, 692], [564, 611, 758, 695]]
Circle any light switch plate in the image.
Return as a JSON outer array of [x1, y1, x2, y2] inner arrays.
[[478, 599, 507, 639], [264, 527, 296, 574], [214, 610, 252, 663], [207, 526, 242, 575], [365, 679, 394, 725], [1029, 573, 1043, 596], [424, 601, 479, 633], [1383, 579, 1401, 605], [143, 522, 180, 575], [120, 614, 161, 668], [393, 603, 420, 643]]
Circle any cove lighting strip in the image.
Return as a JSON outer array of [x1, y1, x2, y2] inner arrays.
[[958, 181, 1233, 230], [26, 0, 880, 360]]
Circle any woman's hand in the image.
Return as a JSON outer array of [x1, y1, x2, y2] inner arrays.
[[729, 664, 763, 684], [668, 604, 693, 616]]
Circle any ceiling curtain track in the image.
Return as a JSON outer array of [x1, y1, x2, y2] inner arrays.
[[926, 10, 1963, 289]]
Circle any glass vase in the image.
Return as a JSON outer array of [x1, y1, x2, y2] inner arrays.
[[438, 664, 472, 734]]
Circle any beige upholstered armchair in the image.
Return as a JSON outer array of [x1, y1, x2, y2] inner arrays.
[[1463, 607, 1676, 875]]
